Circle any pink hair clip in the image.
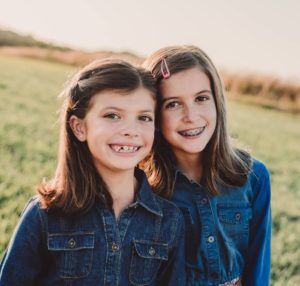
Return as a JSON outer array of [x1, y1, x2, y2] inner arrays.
[[161, 58, 170, 79]]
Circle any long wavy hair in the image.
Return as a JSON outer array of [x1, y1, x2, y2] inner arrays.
[[142, 45, 251, 197], [38, 58, 156, 215]]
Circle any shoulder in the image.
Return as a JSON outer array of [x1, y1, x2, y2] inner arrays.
[[7, 196, 46, 245], [18, 196, 48, 228], [251, 157, 269, 174], [249, 157, 270, 184], [21, 196, 42, 217], [248, 157, 271, 201]]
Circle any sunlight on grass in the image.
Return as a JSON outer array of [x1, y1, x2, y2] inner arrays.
[[1, 54, 299, 286], [227, 100, 300, 286]]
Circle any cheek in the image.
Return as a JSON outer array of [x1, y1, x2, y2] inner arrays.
[[160, 111, 174, 129], [143, 125, 155, 144], [160, 111, 178, 140], [211, 106, 217, 127], [206, 105, 217, 138], [204, 101, 217, 124], [147, 131, 155, 145]]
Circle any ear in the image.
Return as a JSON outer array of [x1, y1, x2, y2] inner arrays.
[[69, 115, 87, 142]]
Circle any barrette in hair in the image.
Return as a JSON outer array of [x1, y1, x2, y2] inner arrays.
[[161, 58, 170, 79]]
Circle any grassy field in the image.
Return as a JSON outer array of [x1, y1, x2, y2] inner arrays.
[[0, 54, 299, 285]]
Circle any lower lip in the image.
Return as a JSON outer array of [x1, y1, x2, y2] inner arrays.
[[109, 146, 141, 157]]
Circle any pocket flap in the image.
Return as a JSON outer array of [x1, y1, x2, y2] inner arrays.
[[133, 240, 168, 261], [218, 205, 252, 224], [48, 232, 94, 251]]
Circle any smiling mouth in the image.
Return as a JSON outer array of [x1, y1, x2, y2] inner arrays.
[[109, 144, 140, 153], [178, 126, 206, 137]]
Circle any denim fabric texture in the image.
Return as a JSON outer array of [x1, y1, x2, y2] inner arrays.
[[0, 170, 186, 286], [171, 158, 271, 286]]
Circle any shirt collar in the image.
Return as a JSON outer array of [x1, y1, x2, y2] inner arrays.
[[173, 165, 192, 183], [134, 168, 163, 217], [173, 164, 203, 187], [173, 165, 182, 183]]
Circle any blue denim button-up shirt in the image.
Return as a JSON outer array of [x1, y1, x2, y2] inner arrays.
[[171, 158, 271, 286], [0, 171, 186, 286]]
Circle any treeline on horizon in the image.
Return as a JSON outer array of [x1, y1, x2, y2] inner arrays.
[[0, 28, 69, 51], [1, 28, 299, 113]]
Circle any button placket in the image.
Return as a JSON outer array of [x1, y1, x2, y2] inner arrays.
[[195, 192, 220, 282], [111, 243, 120, 252], [207, 235, 215, 243], [102, 209, 122, 285]]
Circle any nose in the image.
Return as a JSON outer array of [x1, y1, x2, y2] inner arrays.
[[182, 104, 198, 123], [120, 120, 139, 137]]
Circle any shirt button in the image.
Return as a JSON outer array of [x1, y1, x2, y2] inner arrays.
[[111, 243, 120, 252], [68, 238, 76, 248], [235, 212, 241, 220], [201, 197, 208, 204], [207, 236, 215, 243], [148, 247, 156, 256]]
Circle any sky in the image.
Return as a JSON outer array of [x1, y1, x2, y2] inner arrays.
[[1, 0, 300, 80]]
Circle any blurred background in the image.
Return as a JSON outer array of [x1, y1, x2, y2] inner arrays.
[[0, 1, 299, 285]]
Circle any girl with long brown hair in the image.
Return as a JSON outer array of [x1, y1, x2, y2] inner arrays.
[[0, 58, 186, 285], [142, 45, 271, 286]]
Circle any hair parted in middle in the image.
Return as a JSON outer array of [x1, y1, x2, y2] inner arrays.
[[142, 45, 251, 197], [37, 58, 157, 215]]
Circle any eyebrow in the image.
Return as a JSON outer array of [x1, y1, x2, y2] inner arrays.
[[162, 89, 212, 103], [103, 107, 154, 113]]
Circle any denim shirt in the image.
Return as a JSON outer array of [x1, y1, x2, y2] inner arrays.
[[0, 170, 186, 286], [171, 158, 271, 286]]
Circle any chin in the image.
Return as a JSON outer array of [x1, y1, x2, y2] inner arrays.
[[181, 145, 206, 153]]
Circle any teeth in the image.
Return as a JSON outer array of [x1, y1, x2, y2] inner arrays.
[[111, 145, 139, 153], [114, 146, 121, 152], [179, 127, 205, 137]]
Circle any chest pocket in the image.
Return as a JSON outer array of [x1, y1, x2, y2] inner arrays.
[[48, 232, 94, 278], [217, 204, 252, 248], [130, 240, 168, 285]]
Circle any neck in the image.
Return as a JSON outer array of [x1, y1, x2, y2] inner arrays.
[[175, 152, 203, 182], [99, 168, 136, 220]]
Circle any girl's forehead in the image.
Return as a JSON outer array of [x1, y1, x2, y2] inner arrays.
[[160, 67, 211, 98], [89, 87, 155, 110]]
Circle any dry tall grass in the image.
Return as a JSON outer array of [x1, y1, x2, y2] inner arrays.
[[222, 72, 300, 112]]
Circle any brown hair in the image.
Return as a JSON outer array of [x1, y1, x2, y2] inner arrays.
[[38, 58, 156, 215], [142, 45, 251, 197]]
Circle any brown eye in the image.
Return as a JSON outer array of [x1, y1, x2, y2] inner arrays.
[[195, 95, 209, 102], [165, 101, 181, 109], [139, 115, 153, 122], [104, 113, 120, 120]]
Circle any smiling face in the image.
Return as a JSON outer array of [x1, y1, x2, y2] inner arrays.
[[160, 66, 217, 163], [70, 87, 155, 176]]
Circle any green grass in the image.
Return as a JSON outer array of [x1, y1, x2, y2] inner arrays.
[[0, 54, 75, 252], [0, 54, 299, 285], [227, 101, 300, 285]]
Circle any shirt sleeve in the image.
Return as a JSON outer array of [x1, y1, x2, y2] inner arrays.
[[243, 160, 272, 286], [0, 197, 45, 286], [157, 208, 187, 286]]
